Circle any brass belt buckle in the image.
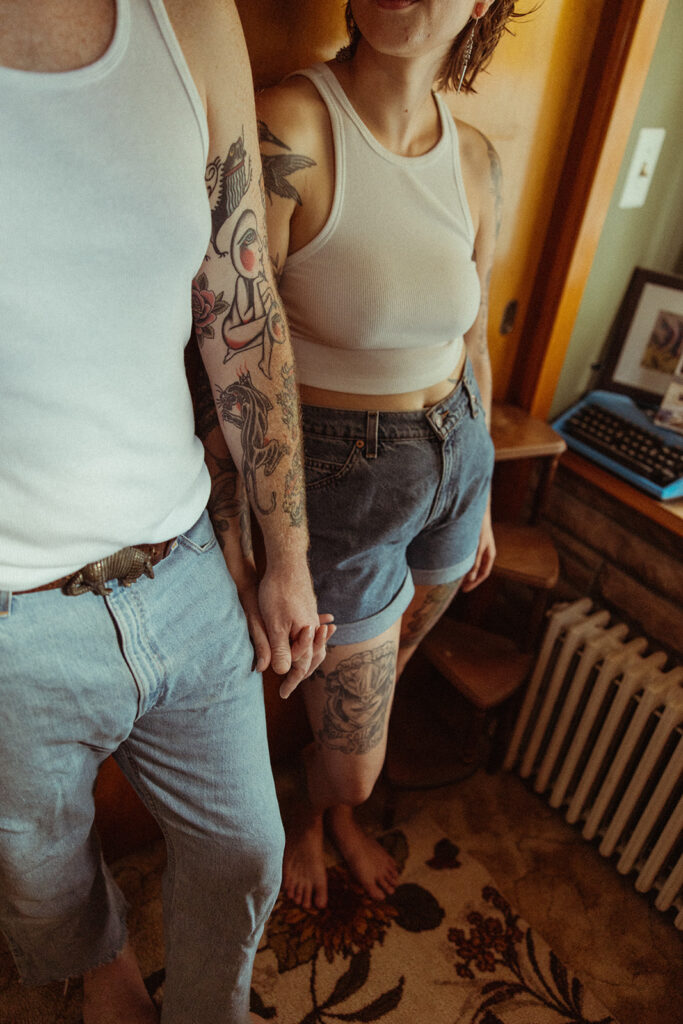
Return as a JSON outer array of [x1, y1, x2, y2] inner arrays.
[[62, 547, 155, 596]]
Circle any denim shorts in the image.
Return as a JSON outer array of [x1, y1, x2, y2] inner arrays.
[[302, 359, 495, 645]]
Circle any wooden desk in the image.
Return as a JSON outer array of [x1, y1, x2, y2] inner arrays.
[[561, 450, 683, 539], [491, 403, 567, 462]]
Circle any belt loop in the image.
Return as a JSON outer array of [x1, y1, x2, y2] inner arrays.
[[463, 368, 478, 418], [365, 410, 379, 459], [0, 591, 12, 618]]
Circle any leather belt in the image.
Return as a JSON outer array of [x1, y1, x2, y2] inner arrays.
[[15, 539, 177, 596]]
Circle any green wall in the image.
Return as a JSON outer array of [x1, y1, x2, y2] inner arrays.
[[550, 1, 683, 418]]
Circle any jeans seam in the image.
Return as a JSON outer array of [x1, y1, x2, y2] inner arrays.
[[114, 744, 177, 926]]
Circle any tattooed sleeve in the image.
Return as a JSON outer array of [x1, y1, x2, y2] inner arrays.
[[192, 130, 306, 529], [185, 340, 253, 559]]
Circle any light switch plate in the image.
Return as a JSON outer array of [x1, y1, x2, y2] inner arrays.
[[618, 127, 666, 209]]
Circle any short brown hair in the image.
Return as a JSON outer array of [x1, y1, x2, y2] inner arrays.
[[337, 1, 527, 94]]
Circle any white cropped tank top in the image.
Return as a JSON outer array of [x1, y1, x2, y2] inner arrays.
[[278, 63, 481, 395], [0, 0, 211, 589]]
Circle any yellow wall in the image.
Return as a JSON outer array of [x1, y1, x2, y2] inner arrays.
[[235, 0, 347, 89], [445, 0, 602, 397], [235, 0, 603, 400]]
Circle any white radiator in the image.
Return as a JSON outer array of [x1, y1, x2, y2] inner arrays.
[[504, 598, 683, 929]]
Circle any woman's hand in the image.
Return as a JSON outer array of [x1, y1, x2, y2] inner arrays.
[[236, 573, 335, 694], [461, 505, 496, 592]]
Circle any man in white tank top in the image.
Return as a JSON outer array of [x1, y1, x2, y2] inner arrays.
[[0, 2, 331, 1021]]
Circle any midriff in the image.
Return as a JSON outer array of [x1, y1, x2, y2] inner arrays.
[[298, 346, 467, 411]]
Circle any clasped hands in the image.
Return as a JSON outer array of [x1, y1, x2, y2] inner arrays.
[[236, 561, 334, 698]]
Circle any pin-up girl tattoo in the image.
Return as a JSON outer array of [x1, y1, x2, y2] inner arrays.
[[221, 209, 285, 378]]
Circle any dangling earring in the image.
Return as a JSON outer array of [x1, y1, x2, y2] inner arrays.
[[457, 19, 478, 94]]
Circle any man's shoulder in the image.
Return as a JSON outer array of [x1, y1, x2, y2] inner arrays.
[[163, 0, 229, 47], [163, 0, 254, 127]]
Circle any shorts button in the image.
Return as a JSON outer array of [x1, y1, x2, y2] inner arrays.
[[356, 439, 365, 448]]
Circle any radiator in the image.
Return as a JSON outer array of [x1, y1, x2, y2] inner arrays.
[[504, 597, 683, 929]]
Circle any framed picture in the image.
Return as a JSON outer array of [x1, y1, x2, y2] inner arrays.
[[601, 267, 683, 406]]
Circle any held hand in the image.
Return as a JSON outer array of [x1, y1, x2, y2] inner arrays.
[[461, 507, 496, 592], [235, 578, 271, 673], [285, 616, 336, 697], [258, 562, 335, 698]]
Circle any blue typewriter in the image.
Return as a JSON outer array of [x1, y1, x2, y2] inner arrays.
[[552, 268, 683, 502]]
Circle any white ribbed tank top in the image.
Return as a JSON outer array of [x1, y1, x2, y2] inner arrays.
[[278, 63, 481, 395], [0, 0, 211, 589]]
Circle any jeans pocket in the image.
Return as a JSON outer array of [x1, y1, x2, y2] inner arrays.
[[303, 435, 361, 490], [178, 510, 217, 554]]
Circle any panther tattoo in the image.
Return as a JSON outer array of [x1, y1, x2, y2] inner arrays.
[[214, 369, 288, 515]]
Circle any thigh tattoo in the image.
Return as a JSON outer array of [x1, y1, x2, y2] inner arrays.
[[399, 582, 459, 649], [316, 641, 397, 755]]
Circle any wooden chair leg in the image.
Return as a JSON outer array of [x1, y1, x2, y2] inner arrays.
[[486, 690, 525, 773], [381, 773, 399, 830], [522, 589, 550, 652]]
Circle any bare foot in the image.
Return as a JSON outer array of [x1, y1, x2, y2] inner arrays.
[[283, 807, 328, 909], [82, 941, 158, 1024], [328, 804, 399, 900]]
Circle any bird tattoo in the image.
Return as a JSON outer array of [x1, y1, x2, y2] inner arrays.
[[258, 119, 316, 205]]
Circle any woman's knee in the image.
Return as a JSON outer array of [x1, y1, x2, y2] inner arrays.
[[325, 759, 383, 807]]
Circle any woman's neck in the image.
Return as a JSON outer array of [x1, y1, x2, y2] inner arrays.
[[330, 41, 444, 157]]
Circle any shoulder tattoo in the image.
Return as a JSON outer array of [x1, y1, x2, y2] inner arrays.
[[258, 118, 316, 206]]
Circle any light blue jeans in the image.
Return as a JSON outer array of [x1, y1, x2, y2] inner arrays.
[[0, 511, 284, 1023]]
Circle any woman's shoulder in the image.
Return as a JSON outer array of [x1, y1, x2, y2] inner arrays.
[[451, 117, 501, 180], [256, 73, 330, 153], [450, 116, 503, 241]]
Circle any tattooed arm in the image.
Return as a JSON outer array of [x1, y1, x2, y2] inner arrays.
[[168, 0, 329, 695], [458, 123, 503, 591], [185, 339, 276, 672]]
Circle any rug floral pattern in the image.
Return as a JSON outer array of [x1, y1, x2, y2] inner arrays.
[[0, 813, 619, 1023], [248, 821, 618, 1024]]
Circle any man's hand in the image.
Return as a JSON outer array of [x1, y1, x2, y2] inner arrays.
[[254, 563, 334, 698], [461, 505, 496, 592]]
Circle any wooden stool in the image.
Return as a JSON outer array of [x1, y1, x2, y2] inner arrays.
[[420, 620, 533, 712], [490, 522, 560, 648], [383, 622, 532, 823]]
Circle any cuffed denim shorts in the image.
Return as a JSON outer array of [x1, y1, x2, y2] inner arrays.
[[302, 359, 495, 645]]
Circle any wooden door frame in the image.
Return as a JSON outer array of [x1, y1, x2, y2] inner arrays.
[[509, 0, 670, 419]]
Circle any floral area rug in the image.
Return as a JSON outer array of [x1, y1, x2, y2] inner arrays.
[[243, 813, 619, 1024], [0, 811, 619, 1024]]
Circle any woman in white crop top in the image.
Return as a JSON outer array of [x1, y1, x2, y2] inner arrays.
[[256, 0, 521, 910]]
